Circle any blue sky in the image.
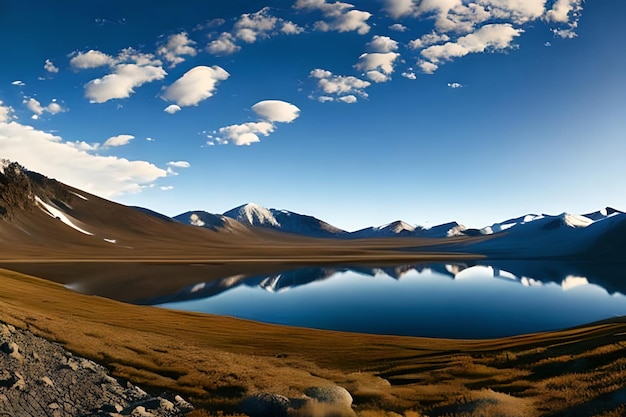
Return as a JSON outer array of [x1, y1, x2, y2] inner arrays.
[[0, 0, 624, 231]]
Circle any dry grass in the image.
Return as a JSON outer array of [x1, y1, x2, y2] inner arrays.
[[1, 267, 626, 416]]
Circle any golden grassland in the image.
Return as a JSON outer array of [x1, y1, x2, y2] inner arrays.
[[2, 267, 626, 416]]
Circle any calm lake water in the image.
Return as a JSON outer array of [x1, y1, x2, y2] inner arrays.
[[157, 261, 626, 339]]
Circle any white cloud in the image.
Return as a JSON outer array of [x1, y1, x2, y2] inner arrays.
[[421, 23, 523, 65], [164, 104, 182, 114], [295, 0, 371, 34], [385, 0, 547, 33], [281, 21, 305, 34], [216, 121, 275, 146], [23, 98, 66, 118], [11, 80, 25, 86], [552, 27, 577, 39], [355, 52, 400, 82], [215, 100, 301, 146], [383, 0, 420, 19], [0, 121, 166, 196], [477, 0, 546, 24], [338, 95, 358, 103], [157, 32, 197, 67], [70, 50, 115, 69], [418, 60, 438, 74], [0, 101, 15, 122], [251, 100, 300, 123], [447, 82, 463, 88], [85, 64, 166, 103], [389, 23, 408, 32], [167, 161, 191, 168], [103, 134, 134, 147], [310, 68, 370, 101], [207, 32, 241, 55], [367, 35, 399, 52], [409, 31, 450, 49], [545, 0, 581, 22], [160, 185, 174, 191], [401, 71, 417, 79], [161, 65, 229, 107], [234, 7, 277, 43], [44, 59, 59, 73]]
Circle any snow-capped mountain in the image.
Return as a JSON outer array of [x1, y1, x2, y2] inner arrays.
[[220, 203, 347, 238], [456, 210, 626, 259], [351, 220, 419, 238]]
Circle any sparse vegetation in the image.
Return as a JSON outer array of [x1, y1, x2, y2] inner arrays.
[[1, 267, 626, 416]]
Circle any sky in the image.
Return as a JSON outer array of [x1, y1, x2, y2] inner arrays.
[[0, 0, 624, 231]]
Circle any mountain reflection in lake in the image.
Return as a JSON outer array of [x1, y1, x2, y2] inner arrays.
[[156, 261, 626, 339]]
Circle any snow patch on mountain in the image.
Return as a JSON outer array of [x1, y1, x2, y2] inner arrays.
[[35, 196, 93, 235], [223, 203, 279, 227]]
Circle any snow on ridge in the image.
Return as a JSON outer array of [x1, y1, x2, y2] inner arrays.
[[225, 203, 280, 227], [35, 196, 93, 235], [69, 191, 88, 201], [561, 275, 589, 291], [559, 213, 593, 228]]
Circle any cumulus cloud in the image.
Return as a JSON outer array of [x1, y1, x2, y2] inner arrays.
[[207, 32, 241, 55], [234, 7, 278, 43], [401, 71, 417, 79], [355, 52, 400, 82], [167, 160, 191, 168], [103, 134, 134, 147], [23, 98, 67, 119], [409, 31, 450, 49], [214, 100, 300, 146], [367, 35, 399, 52], [216, 121, 275, 146], [12, 80, 25, 86], [44, 59, 59, 73], [70, 50, 115, 69], [389, 23, 408, 32], [85, 64, 167, 103], [310, 68, 370, 102], [157, 32, 197, 67], [251, 100, 300, 123], [0, 121, 166, 196], [0, 101, 15, 122], [281, 21, 305, 34], [161, 66, 229, 107], [160, 185, 174, 191], [418, 60, 438, 74], [295, 0, 371, 34], [546, 0, 582, 22], [420, 23, 523, 68], [164, 104, 181, 114], [447, 82, 463, 88], [338, 95, 358, 103]]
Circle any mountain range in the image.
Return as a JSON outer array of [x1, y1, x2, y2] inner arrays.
[[1, 160, 625, 266]]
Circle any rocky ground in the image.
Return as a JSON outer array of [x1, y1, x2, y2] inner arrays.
[[0, 322, 194, 417]]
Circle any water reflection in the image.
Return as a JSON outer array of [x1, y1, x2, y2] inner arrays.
[[156, 261, 626, 339]]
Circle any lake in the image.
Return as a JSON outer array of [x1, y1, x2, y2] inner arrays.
[[156, 261, 626, 339]]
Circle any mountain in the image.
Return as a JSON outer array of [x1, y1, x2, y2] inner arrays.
[[173, 210, 245, 233], [455, 210, 626, 259], [351, 220, 419, 238], [219, 203, 347, 238]]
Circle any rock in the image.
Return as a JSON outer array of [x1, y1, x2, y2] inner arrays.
[[1, 341, 14, 354], [239, 392, 291, 417], [0, 321, 195, 417], [39, 376, 54, 387], [304, 386, 353, 408]]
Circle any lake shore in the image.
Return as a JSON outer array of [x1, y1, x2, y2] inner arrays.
[[2, 266, 626, 416]]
